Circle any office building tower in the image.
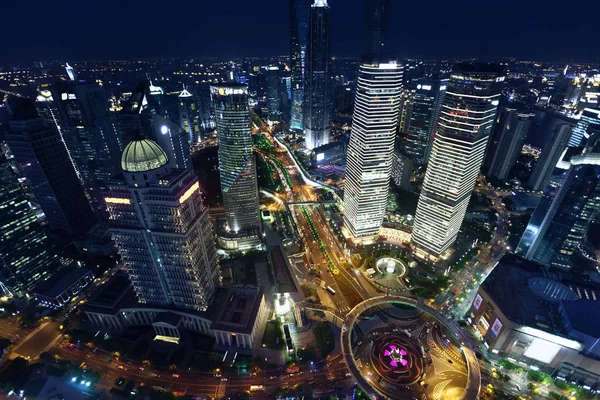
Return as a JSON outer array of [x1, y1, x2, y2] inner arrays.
[[178, 85, 200, 144], [525, 147, 600, 267], [0, 155, 61, 296], [105, 137, 219, 311], [151, 115, 190, 171], [51, 81, 123, 211], [391, 151, 413, 191], [569, 108, 600, 147], [210, 84, 260, 234], [528, 123, 572, 191], [404, 78, 448, 165], [411, 64, 505, 258], [486, 108, 535, 181], [65, 63, 77, 81], [266, 66, 282, 121], [290, 0, 310, 131], [5, 97, 96, 237], [304, 0, 332, 150], [361, 0, 390, 55], [119, 81, 190, 170], [343, 60, 403, 239], [197, 83, 215, 132]]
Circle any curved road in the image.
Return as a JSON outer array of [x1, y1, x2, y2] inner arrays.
[[340, 294, 481, 400]]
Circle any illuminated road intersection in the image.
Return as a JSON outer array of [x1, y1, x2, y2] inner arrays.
[[349, 303, 470, 399]]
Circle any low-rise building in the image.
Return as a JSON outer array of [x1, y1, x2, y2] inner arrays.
[[468, 254, 600, 387], [34, 266, 94, 308]]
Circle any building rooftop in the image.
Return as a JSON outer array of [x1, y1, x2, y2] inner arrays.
[[210, 286, 264, 335], [86, 271, 134, 313], [483, 254, 600, 339], [34, 266, 91, 298], [121, 138, 169, 172]]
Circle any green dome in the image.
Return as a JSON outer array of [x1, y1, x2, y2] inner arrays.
[[121, 138, 169, 172]]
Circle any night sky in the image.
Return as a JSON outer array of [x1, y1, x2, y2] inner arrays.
[[3, 0, 597, 64]]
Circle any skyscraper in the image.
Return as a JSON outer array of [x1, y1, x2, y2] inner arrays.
[[290, 0, 310, 132], [411, 64, 505, 258], [51, 81, 123, 210], [105, 137, 219, 311], [210, 84, 260, 235], [528, 123, 572, 191], [525, 147, 600, 267], [6, 97, 96, 237], [569, 108, 600, 147], [404, 78, 448, 166], [178, 85, 200, 144], [304, 0, 331, 150], [266, 66, 282, 122], [486, 107, 535, 181], [360, 0, 390, 55], [343, 0, 402, 240], [0, 155, 61, 296]]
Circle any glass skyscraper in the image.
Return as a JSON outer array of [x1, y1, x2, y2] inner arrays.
[[303, 0, 331, 150], [404, 78, 448, 166], [6, 97, 97, 237], [290, 0, 310, 132], [411, 64, 505, 258], [0, 155, 61, 296], [105, 138, 219, 311], [178, 84, 200, 144], [210, 84, 260, 234]]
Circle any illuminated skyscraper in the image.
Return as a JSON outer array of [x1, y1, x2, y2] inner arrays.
[[6, 97, 96, 237], [343, 0, 401, 240], [51, 81, 123, 211], [303, 0, 331, 150], [411, 64, 505, 258], [0, 155, 61, 296], [178, 84, 200, 144], [486, 107, 535, 181], [290, 0, 310, 131], [404, 78, 448, 166], [104, 137, 218, 310], [569, 108, 600, 147], [266, 66, 282, 121], [525, 146, 600, 267], [210, 84, 260, 235]]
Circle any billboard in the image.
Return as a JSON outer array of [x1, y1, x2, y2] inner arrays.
[[316, 153, 325, 162], [472, 293, 483, 311], [491, 318, 503, 338]]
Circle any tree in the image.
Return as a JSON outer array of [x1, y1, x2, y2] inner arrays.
[[313, 322, 335, 358]]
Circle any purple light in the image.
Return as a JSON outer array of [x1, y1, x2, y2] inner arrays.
[[390, 359, 398, 367]]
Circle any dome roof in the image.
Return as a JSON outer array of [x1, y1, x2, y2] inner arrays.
[[121, 138, 168, 172]]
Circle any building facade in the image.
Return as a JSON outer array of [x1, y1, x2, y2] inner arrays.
[[178, 85, 200, 144], [404, 78, 448, 166], [6, 98, 97, 237], [290, 0, 311, 132], [0, 155, 61, 296], [104, 138, 219, 311], [486, 107, 535, 181], [303, 0, 331, 150], [411, 64, 505, 258], [528, 123, 572, 191], [210, 84, 260, 235], [343, 60, 403, 240]]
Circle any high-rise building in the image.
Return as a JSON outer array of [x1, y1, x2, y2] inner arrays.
[[343, 60, 403, 240], [303, 0, 331, 150], [266, 66, 282, 122], [391, 151, 413, 191], [486, 107, 535, 181], [524, 147, 600, 267], [342, 0, 401, 240], [178, 85, 200, 144], [5, 97, 96, 237], [51, 81, 123, 211], [151, 115, 190, 171], [0, 155, 61, 296], [360, 0, 390, 56], [569, 108, 600, 147], [528, 123, 572, 191], [105, 137, 219, 311], [290, 0, 310, 131], [210, 84, 260, 235], [411, 64, 505, 258], [404, 78, 448, 165]]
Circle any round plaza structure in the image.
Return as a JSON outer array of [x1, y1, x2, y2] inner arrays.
[[375, 257, 407, 277], [341, 295, 480, 400]]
